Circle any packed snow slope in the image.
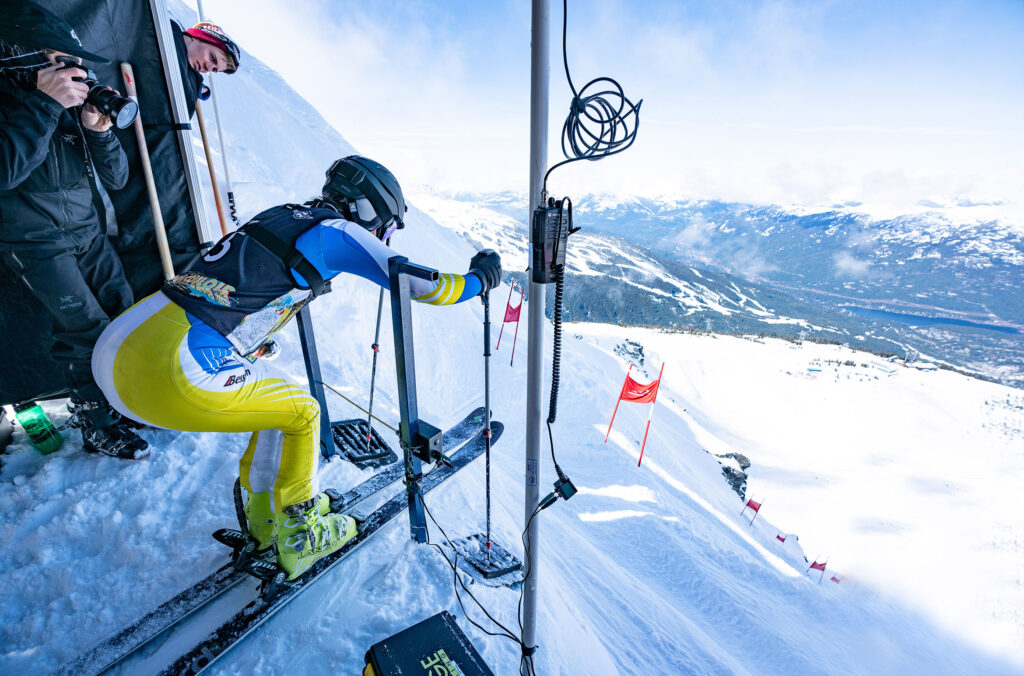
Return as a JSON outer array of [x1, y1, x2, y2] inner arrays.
[[2, 243, 1022, 674], [2, 14, 1023, 673]]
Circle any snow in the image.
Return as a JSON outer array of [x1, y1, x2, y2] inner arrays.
[[2, 15, 1023, 675]]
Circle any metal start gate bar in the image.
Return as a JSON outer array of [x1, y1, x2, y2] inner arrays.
[[388, 256, 443, 542]]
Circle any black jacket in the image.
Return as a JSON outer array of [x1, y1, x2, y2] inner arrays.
[[0, 80, 129, 251], [172, 20, 205, 118]]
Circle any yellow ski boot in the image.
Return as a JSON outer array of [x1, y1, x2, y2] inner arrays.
[[274, 493, 358, 580]]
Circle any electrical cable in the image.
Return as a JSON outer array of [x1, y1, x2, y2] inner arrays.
[[543, 0, 642, 194], [517, 506, 543, 676], [544, 200, 575, 483], [421, 499, 537, 676], [322, 382, 397, 432]]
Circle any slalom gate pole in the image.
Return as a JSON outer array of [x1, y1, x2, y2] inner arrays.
[[637, 404, 655, 467], [604, 364, 632, 443], [120, 62, 174, 279], [636, 363, 665, 466], [365, 288, 386, 455], [523, 0, 550, 660], [196, 0, 238, 225], [194, 101, 229, 237], [496, 282, 513, 350], [749, 498, 762, 525], [482, 290, 493, 562], [510, 286, 523, 366]]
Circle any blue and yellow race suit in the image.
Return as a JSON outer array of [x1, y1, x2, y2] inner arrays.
[[92, 205, 481, 513]]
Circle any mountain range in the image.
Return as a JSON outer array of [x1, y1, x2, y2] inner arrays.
[[414, 190, 1024, 388]]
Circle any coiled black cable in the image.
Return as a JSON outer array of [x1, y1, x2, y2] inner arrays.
[[546, 265, 565, 425], [543, 0, 643, 193]]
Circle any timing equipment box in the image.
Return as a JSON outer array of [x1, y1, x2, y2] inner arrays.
[[363, 610, 494, 676]]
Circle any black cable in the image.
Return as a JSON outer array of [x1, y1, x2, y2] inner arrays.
[[421, 499, 533, 670], [546, 266, 564, 426], [545, 201, 574, 483], [517, 506, 543, 676], [543, 0, 643, 193]]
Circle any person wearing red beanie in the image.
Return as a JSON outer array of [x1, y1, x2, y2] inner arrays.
[[181, 22, 240, 75]]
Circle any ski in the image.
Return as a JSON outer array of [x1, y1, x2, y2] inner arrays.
[[60, 407, 490, 676], [163, 422, 502, 676]]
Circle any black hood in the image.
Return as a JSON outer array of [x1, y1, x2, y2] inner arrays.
[[0, 39, 50, 90], [0, 0, 109, 63]]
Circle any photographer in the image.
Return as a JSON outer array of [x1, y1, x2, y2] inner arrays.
[[0, 2, 147, 460]]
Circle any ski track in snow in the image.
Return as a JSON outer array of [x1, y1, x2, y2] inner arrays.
[[3, 8, 1023, 671]]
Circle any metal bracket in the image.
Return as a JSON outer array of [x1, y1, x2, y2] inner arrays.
[[389, 256, 440, 543], [296, 305, 335, 460]]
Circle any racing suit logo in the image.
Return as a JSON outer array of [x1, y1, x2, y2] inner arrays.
[[169, 271, 236, 307], [223, 369, 250, 387]]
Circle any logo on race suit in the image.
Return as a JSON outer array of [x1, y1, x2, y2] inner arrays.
[[292, 210, 313, 219], [170, 271, 236, 307], [223, 369, 250, 388], [58, 294, 83, 313]]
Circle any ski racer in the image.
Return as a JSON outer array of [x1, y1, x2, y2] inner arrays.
[[0, 1, 147, 459], [91, 156, 502, 580]]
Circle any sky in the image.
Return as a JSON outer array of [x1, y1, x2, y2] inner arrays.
[[188, 0, 1024, 215]]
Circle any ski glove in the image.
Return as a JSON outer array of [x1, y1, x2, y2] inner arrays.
[[468, 249, 502, 295]]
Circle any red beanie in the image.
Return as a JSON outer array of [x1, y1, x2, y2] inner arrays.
[[184, 22, 239, 73]]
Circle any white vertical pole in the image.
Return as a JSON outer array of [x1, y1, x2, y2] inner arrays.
[[196, 0, 238, 226], [523, 0, 550, 661]]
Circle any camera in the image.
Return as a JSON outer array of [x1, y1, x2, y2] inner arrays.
[[55, 56, 138, 129]]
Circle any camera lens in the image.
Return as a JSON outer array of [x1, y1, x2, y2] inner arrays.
[[86, 86, 138, 129]]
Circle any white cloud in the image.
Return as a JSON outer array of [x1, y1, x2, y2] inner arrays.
[[191, 0, 1024, 219], [833, 251, 872, 278]]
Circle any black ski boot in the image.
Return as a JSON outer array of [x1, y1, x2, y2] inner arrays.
[[67, 401, 150, 460]]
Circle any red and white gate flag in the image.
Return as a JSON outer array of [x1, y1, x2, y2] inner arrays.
[[806, 559, 828, 583], [619, 368, 662, 403], [603, 363, 665, 466], [740, 497, 762, 524], [503, 298, 521, 322], [495, 283, 524, 365]]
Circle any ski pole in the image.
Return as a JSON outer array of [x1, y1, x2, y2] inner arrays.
[[365, 287, 385, 455], [120, 63, 174, 279], [194, 100, 229, 237], [482, 289, 492, 562]]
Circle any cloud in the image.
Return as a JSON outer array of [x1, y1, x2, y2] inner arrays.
[[833, 251, 872, 278], [665, 215, 714, 253], [191, 0, 1024, 216]]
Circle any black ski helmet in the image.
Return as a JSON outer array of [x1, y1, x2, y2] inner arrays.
[[321, 156, 406, 238]]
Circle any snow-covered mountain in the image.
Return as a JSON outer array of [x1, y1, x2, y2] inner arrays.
[[2, 11, 1023, 674], [420, 190, 1024, 387]]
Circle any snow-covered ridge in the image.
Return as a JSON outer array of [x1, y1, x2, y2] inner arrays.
[[411, 190, 807, 325]]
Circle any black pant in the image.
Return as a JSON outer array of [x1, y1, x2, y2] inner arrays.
[[3, 234, 133, 405]]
